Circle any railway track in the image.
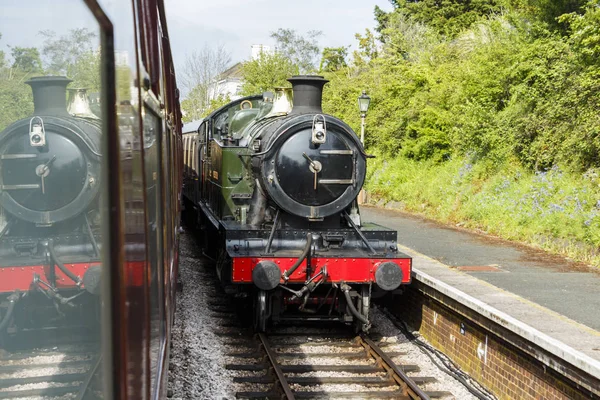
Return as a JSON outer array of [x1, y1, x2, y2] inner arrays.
[[0, 343, 102, 399], [218, 319, 453, 399], [168, 233, 481, 399], [198, 258, 455, 399]]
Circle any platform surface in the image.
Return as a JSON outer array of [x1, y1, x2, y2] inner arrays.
[[361, 206, 600, 366]]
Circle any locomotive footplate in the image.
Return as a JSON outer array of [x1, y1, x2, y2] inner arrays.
[[221, 221, 412, 287]]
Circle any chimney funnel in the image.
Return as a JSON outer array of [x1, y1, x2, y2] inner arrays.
[[288, 75, 329, 115], [25, 76, 72, 117]]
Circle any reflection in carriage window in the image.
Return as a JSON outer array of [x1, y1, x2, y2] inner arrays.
[[0, 2, 105, 397]]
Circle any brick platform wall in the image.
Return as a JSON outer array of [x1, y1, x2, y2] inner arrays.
[[389, 286, 598, 400]]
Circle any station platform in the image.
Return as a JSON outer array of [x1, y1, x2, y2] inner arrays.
[[361, 206, 600, 374]]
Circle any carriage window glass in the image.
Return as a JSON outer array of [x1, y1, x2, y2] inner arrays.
[[0, 1, 106, 397], [187, 136, 192, 168], [142, 106, 164, 394], [191, 139, 196, 172]]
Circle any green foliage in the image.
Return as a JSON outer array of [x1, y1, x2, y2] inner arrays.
[[240, 52, 298, 96], [321, 1, 600, 264], [270, 29, 322, 74], [180, 85, 207, 123], [239, 27, 322, 93], [40, 28, 97, 77], [367, 155, 600, 266], [0, 68, 34, 131], [181, 90, 231, 123], [562, 0, 600, 64], [69, 50, 101, 90], [0, 29, 101, 131], [0, 34, 34, 130], [202, 95, 232, 119], [116, 65, 133, 102], [11, 47, 42, 73], [524, 0, 587, 32], [319, 47, 348, 72], [353, 29, 379, 68], [324, 4, 600, 172], [377, 0, 507, 38], [378, 12, 440, 61], [0, 33, 4, 68]]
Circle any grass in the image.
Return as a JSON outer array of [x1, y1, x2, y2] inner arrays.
[[365, 154, 600, 267]]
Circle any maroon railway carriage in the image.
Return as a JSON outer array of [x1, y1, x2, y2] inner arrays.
[[0, 0, 182, 398]]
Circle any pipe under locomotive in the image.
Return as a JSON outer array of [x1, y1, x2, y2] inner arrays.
[[183, 75, 411, 332], [0, 76, 103, 339]]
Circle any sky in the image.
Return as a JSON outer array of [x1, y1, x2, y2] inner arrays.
[[0, 0, 393, 88], [165, 0, 393, 70]]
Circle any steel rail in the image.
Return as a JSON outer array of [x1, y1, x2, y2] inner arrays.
[[75, 355, 102, 400], [358, 333, 431, 400], [257, 332, 295, 400]]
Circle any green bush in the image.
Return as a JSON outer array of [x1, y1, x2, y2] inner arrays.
[[366, 154, 600, 265], [323, 3, 600, 171], [318, 2, 600, 266]]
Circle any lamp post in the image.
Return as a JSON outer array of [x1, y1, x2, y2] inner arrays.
[[358, 90, 371, 145], [357, 91, 371, 205]]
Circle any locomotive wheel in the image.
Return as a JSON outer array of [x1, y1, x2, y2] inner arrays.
[[354, 285, 371, 333], [253, 290, 271, 333]]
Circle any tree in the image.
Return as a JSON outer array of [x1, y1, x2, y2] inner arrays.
[[270, 28, 322, 73], [0, 29, 101, 131], [203, 94, 232, 118], [179, 44, 232, 118], [0, 70, 34, 130], [11, 47, 43, 73], [72, 50, 101, 90], [525, 0, 587, 33], [319, 47, 348, 72], [0, 33, 34, 130], [353, 29, 380, 68], [181, 85, 207, 122], [378, 12, 439, 62], [240, 51, 299, 95], [0, 33, 5, 68], [40, 28, 97, 75], [563, 0, 600, 64], [377, 0, 506, 38], [181, 92, 232, 123]]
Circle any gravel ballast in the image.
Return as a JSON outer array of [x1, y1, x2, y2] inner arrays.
[[167, 233, 236, 399]]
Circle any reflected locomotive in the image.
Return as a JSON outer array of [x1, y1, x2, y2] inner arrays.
[[0, 76, 103, 336], [183, 75, 412, 332]]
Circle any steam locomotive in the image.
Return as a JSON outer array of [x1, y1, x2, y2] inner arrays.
[[183, 75, 412, 332], [0, 76, 103, 337]]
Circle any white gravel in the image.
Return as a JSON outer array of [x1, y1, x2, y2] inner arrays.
[[167, 233, 237, 399], [370, 307, 481, 399], [0, 347, 96, 400]]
